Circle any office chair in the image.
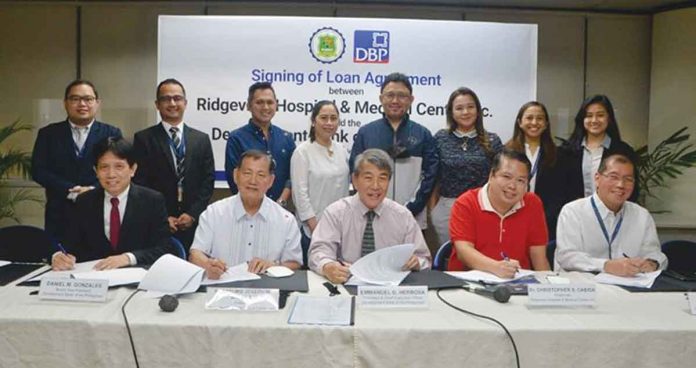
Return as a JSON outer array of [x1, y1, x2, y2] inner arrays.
[[546, 240, 557, 267], [170, 236, 187, 259], [662, 240, 696, 273], [0, 225, 57, 263], [433, 240, 452, 271]]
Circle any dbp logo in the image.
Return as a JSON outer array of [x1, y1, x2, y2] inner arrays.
[[353, 30, 389, 64]]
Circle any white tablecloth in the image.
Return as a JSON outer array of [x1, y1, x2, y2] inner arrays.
[[1, 269, 695, 368]]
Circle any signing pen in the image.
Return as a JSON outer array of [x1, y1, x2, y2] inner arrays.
[[56, 242, 67, 254], [500, 251, 509, 261], [500, 251, 519, 273]]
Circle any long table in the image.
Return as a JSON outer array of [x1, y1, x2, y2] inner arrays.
[[1, 269, 695, 367]]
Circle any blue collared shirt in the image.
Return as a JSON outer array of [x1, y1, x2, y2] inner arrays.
[[224, 120, 296, 200]]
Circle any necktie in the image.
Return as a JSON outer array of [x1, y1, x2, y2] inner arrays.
[[361, 211, 376, 257], [110, 197, 120, 251], [169, 127, 185, 190], [74, 127, 88, 154]]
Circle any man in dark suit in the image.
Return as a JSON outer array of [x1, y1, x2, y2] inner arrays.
[[31, 80, 122, 242], [133, 79, 214, 250], [52, 137, 172, 270]]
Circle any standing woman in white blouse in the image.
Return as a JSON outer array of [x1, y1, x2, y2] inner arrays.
[[506, 101, 566, 240], [291, 100, 350, 267]]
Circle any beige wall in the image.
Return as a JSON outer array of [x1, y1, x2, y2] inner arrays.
[[82, 3, 205, 138], [0, 4, 77, 227], [465, 10, 586, 138], [1, 2, 691, 233], [648, 7, 696, 228], [587, 15, 652, 148]]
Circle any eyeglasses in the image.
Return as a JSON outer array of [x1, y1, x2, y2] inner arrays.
[[157, 95, 186, 103], [67, 96, 97, 105], [600, 173, 635, 185], [495, 172, 528, 187], [381, 92, 411, 101]]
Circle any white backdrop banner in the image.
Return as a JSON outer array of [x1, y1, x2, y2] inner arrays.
[[158, 15, 537, 185]]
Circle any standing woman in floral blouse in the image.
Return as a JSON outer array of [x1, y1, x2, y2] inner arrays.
[[430, 87, 503, 246]]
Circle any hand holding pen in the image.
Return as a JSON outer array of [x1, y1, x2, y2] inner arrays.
[[603, 253, 641, 277], [323, 259, 351, 284], [51, 243, 76, 271], [494, 251, 520, 279], [622, 253, 657, 273]]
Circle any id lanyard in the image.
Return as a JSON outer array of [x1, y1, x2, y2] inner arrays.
[[590, 196, 623, 259], [168, 132, 186, 202], [168, 133, 186, 161]]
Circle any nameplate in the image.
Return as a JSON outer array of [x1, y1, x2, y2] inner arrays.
[[358, 285, 428, 309], [688, 292, 696, 315], [39, 277, 108, 302], [205, 287, 279, 311], [527, 284, 596, 307]]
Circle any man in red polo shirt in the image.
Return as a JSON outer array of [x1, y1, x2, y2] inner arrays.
[[448, 148, 551, 278]]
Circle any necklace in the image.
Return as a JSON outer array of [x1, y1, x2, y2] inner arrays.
[[454, 129, 476, 151]]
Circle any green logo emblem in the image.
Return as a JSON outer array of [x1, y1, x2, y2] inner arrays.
[[309, 27, 345, 64]]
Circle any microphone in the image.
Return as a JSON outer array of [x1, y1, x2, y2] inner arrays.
[[463, 284, 511, 303], [159, 294, 179, 312]]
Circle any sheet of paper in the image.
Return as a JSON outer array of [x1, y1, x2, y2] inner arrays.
[[546, 275, 571, 284], [201, 263, 261, 285], [347, 243, 414, 286], [142, 290, 167, 299], [594, 270, 661, 288], [29, 260, 101, 282], [446, 269, 536, 284], [0, 260, 10, 267], [288, 295, 353, 326], [73, 267, 148, 287], [138, 254, 204, 294]]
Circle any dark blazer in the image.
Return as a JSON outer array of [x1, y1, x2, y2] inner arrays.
[[532, 146, 573, 240], [64, 184, 172, 264], [132, 123, 214, 246], [31, 120, 122, 241], [558, 139, 640, 204]]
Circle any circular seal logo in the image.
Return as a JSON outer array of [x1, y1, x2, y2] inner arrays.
[[308, 27, 346, 64]]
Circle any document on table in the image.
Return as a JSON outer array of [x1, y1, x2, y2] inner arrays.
[[29, 260, 102, 281], [0, 260, 10, 267], [288, 295, 354, 326], [138, 254, 204, 295], [446, 269, 536, 284], [72, 268, 148, 287], [27, 260, 146, 286], [346, 243, 415, 286], [201, 262, 261, 285], [594, 270, 662, 288]]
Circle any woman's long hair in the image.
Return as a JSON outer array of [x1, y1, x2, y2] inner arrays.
[[445, 87, 494, 159], [506, 101, 557, 167], [567, 94, 622, 150]]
